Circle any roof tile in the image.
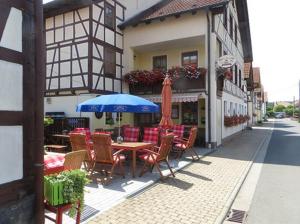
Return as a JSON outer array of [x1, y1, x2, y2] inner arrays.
[[143, 0, 228, 21]]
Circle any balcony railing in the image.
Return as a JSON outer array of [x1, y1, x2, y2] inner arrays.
[[223, 79, 247, 101], [129, 74, 206, 95]]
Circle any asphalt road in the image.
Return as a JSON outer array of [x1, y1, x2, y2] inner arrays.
[[246, 119, 300, 224]]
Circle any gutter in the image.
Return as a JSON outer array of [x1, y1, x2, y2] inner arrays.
[[206, 9, 212, 146]]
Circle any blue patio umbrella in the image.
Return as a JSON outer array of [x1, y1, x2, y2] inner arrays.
[[76, 94, 159, 139]]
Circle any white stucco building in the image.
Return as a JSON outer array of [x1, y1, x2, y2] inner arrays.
[[43, 0, 253, 148]]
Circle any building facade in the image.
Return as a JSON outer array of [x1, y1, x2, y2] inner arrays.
[[119, 0, 252, 147], [43, 0, 130, 131], [43, 0, 253, 148]]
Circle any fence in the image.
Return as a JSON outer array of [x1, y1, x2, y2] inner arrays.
[[45, 117, 89, 144]]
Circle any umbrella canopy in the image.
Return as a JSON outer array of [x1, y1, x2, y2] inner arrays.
[[77, 94, 159, 139], [159, 76, 174, 128], [76, 94, 159, 113]]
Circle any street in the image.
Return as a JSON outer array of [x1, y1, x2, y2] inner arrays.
[[244, 119, 300, 224]]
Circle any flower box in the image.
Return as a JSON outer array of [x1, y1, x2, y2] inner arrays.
[[44, 176, 65, 206]]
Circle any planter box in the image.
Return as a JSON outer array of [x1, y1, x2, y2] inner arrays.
[[44, 176, 65, 206]]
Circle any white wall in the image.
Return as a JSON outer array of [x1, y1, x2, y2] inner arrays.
[[122, 0, 161, 19], [0, 7, 24, 185], [45, 94, 99, 131]]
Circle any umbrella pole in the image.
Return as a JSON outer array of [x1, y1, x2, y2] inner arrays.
[[118, 113, 121, 137]]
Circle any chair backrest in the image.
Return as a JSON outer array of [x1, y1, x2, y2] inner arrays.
[[92, 133, 113, 164], [124, 127, 140, 142], [143, 127, 159, 145], [64, 150, 87, 170], [186, 127, 198, 148], [70, 133, 88, 152], [74, 128, 91, 141], [172, 125, 185, 138], [157, 134, 174, 161]]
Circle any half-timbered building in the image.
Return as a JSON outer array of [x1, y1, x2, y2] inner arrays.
[[43, 0, 126, 130], [0, 1, 44, 223]]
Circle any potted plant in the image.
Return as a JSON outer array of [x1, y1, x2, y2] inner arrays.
[[44, 169, 90, 217]]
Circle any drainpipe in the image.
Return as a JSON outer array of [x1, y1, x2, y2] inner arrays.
[[206, 9, 212, 147]]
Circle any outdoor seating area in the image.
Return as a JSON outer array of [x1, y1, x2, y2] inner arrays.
[[43, 124, 203, 223], [43, 84, 204, 223]]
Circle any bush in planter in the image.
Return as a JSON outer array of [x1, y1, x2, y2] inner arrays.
[[44, 169, 90, 217]]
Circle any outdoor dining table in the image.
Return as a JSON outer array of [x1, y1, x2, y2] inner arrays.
[[111, 142, 154, 178], [44, 153, 65, 175]]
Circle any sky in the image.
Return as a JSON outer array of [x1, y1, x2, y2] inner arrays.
[[247, 0, 300, 102], [43, 0, 300, 102]]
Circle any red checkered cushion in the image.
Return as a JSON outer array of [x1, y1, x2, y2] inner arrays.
[[44, 154, 65, 175], [143, 127, 159, 145], [172, 125, 185, 138], [124, 127, 140, 142]]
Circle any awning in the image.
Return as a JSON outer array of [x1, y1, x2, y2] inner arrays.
[[144, 92, 205, 103]]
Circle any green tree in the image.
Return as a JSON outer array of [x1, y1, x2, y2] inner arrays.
[[284, 105, 294, 117], [274, 104, 286, 112]]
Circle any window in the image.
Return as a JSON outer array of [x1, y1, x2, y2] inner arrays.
[[229, 14, 233, 38], [223, 8, 228, 29], [182, 51, 198, 67], [106, 112, 114, 125], [234, 65, 238, 85], [230, 102, 233, 116], [224, 101, 228, 116], [153, 55, 167, 71], [239, 69, 242, 88], [104, 3, 115, 29], [182, 102, 198, 125], [234, 23, 238, 45], [216, 38, 222, 58], [104, 47, 116, 76]]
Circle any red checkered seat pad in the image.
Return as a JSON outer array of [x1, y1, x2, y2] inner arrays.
[[173, 125, 185, 138], [143, 128, 159, 145], [124, 127, 140, 142], [44, 154, 65, 175]]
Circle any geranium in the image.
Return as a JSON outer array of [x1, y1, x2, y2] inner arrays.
[[124, 66, 207, 85]]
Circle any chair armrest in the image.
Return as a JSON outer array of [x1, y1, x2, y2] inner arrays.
[[142, 148, 160, 156], [113, 149, 124, 156], [174, 138, 188, 144]]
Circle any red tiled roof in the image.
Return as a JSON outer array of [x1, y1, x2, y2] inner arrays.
[[244, 62, 252, 79], [119, 0, 229, 29], [143, 0, 228, 21], [253, 67, 261, 84]]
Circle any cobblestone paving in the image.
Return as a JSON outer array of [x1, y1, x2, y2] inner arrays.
[[88, 127, 270, 224]]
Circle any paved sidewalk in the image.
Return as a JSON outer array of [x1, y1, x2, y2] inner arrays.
[[89, 123, 272, 224]]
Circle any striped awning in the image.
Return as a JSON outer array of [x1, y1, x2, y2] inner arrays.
[[144, 92, 205, 103]]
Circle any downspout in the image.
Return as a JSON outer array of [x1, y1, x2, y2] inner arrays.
[[206, 9, 212, 146]]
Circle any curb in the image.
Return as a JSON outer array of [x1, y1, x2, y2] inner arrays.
[[214, 123, 274, 224]]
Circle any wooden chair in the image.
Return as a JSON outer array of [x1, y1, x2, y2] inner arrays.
[[123, 127, 140, 142], [69, 133, 94, 171], [139, 134, 175, 179], [91, 133, 125, 181], [173, 127, 199, 160], [64, 150, 87, 170], [45, 201, 81, 224], [143, 127, 159, 145]]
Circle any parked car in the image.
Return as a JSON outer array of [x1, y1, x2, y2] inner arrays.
[[275, 113, 285, 119]]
